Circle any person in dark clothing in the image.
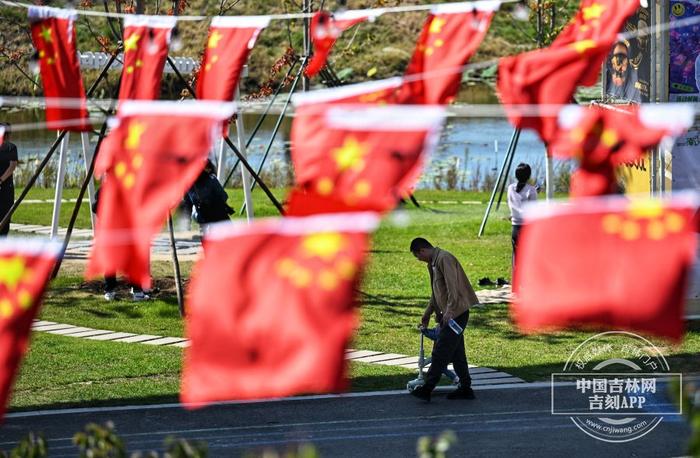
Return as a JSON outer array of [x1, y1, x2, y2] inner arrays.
[[183, 160, 234, 228], [0, 123, 18, 236], [409, 237, 479, 402]]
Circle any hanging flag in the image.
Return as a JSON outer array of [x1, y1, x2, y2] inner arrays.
[[305, 9, 383, 78], [512, 194, 698, 342], [287, 104, 444, 215], [0, 239, 60, 421], [551, 104, 694, 197], [196, 16, 270, 101], [292, 77, 405, 105], [118, 15, 176, 101], [86, 101, 235, 288], [182, 213, 379, 404], [402, 1, 500, 104], [28, 6, 90, 131], [497, 0, 640, 143]]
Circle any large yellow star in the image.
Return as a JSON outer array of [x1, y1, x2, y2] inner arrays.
[[429, 17, 446, 34], [0, 257, 29, 291], [40, 26, 52, 43], [208, 30, 223, 49], [582, 3, 605, 21], [302, 233, 345, 261], [571, 39, 596, 54], [331, 137, 368, 172], [124, 33, 141, 52], [125, 122, 146, 150]]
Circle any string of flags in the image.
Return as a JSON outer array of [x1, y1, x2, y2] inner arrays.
[[1, 0, 700, 417]]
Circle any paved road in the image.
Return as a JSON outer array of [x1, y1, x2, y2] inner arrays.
[[0, 384, 689, 457]]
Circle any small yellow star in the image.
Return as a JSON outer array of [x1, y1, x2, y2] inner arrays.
[[429, 17, 446, 34], [582, 3, 605, 21], [125, 122, 146, 150], [600, 129, 618, 148], [571, 39, 596, 54], [208, 30, 223, 49], [0, 257, 29, 291], [124, 33, 141, 52], [331, 137, 368, 172], [40, 26, 52, 43], [302, 233, 345, 261]]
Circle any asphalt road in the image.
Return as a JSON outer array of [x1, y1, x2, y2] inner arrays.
[[0, 384, 690, 457]]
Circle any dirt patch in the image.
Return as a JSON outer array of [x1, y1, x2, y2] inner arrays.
[[77, 277, 190, 297]]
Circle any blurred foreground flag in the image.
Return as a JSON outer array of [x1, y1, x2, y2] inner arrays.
[[402, 1, 499, 104], [497, 0, 639, 143], [287, 104, 445, 215], [511, 195, 698, 342], [181, 213, 379, 405], [550, 104, 694, 197], [0, 239, 60, 421], [306, 9, 382, 78], [86, 101, 235, 289], [196, 16, 270, 101], [118, 15, 175, 101], [28, 6, 91, 131]]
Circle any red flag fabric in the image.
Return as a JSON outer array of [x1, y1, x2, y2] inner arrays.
[[402, 1, 499, 104], [511, 195, 698, 342], [0, 239, 60, 421], [306, 9, 382, 78], [118, 15, 176, 101], [182, 213, 379, 404], [287, 103, 444, 215], [28, 6, 90, 131], [86, 101, 235, 288], [292, 77, 405, 105], [196, 16, 270, 101], [497, 0, 640, 143], [551, 104, 694, 197]]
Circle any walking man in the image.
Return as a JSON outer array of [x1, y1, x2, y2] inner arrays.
[[409, 237, 479, 401]]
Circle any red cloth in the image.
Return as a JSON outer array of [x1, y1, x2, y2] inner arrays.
[[305, 11, 372, 77], [196, 16, 269, 101], [402, 3, 497, 104], [497, 0, 640, 143], [550, 105, 694, 197], [0, 240, 60, 421], [86, 101, 234, 288], [28, 7, 90, 131], [287, 104, 444, 215], [181, 213, 379, 404], [118, 16, 175, 101], [511, 195, 698, 342]]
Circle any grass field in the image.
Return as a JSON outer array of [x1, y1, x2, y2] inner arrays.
[[9, 189, 700, 411]]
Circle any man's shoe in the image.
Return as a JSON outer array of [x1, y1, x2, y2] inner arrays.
[[104, 291, 116, 301], [447, 386, 475, 400], [409, 384, 432, 402], [131, 288, 150, 302]]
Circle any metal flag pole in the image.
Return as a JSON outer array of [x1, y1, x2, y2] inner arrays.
[[478, 127, 520, 237], [80, 131, 97, 232], [167, 213, 185, 316], [235, 85, 255, 221], [495, 128, 521, 210], [50, 131, 70, 238]]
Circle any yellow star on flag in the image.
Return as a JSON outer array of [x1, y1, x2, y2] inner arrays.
[[582, 3, 605, 21], [600, 129, 618, 148], [571, 39, 597, 54], [40, 26, 52, 43], [208, 30, 223, 49], [429, 17, 446, 34], [124, 33, 141, 52], [302, 233, 345, 261], [125, 122, 146, 150], [331, 137, 368, 172], [0, 257, 30, 291]]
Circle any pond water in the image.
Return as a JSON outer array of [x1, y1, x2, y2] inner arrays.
[[0, 84, 559, 189]]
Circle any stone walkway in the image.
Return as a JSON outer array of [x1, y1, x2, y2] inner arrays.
[[32, 318, 524, 387]]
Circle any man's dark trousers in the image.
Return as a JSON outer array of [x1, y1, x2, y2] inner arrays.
[[424, 310, 471, 390]]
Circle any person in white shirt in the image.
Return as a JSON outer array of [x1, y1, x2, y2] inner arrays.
[[507, 163, 538, 272]]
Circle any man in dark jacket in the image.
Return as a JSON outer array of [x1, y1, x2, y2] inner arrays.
[[409, 237, 479, 402], [184, 160, 233, 227]]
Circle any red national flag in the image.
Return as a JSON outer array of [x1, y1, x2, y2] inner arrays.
[[305, 9, 382, 78], [118, 15, 176, 101], [287, 104, 444, 215], [497, 0, 640, 143], [0, 239, 60, 421], [551, 104, 694, 197], [196, 16, 270, 101], [28, 6, 90, 131], [86, 101, 235, 288], [182, 213, 379, 404], [512, 195, 698, 342], [402, 1, 499, 104]]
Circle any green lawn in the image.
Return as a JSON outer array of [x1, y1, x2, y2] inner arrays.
[[10, 189, 700, 411]]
